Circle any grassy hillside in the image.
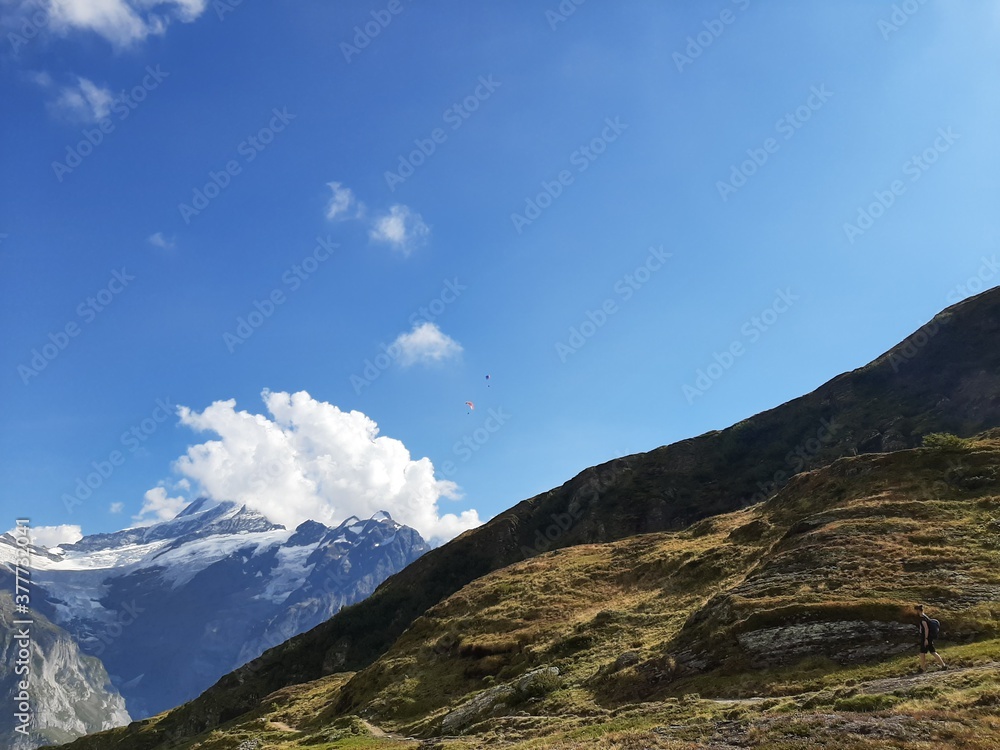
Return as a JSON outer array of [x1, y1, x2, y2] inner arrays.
[[62, 431, 1000, 749], [60, 288, 1000, 749]]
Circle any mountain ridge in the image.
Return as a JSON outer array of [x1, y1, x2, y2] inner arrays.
[[0, 504, 430, 738], [57, 285, 1000, 748], [56, 430, 1000, 749]]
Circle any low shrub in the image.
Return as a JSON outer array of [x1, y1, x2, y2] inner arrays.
[[832, 693, 902, 712]]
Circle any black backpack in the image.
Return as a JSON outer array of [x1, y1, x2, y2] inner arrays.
[[928, 618, 941, 639], [921, 616, 941, 639]]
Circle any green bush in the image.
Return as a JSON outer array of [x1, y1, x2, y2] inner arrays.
[[526, 670, 562, 699], [832, 693, 901, 712], [922, 433, 967, 450], [510, 669, 562, 704]]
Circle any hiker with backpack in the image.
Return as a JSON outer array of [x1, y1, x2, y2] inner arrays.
[[916, 604, 946, 672]]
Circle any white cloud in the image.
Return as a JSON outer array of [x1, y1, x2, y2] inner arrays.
[[391, 322, 463, 367], [325, 181, 363, 221], [109, 502, 124, 514], [133, 486, 187, 526], [50, 76, 114, 122], [6, 524, 83, 549], [158, 390, 480, 544], [147, 232, 175, 249], [39, 0, 208, 47], [369, 204, 430, 255]]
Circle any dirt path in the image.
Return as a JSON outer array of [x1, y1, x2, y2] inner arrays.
[[856, 660, 1000, 695], [709, 660, 1000, 705], [656, 663, 1000, 749], [357, 718, 389, 737], [266, 720, 299, 732], [357, 718, 425, 744]]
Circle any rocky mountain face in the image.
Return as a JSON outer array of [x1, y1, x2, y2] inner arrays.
[[77, 287, 1000, 748], [0, 582, 129, 750], [0, 503, 428, 723]]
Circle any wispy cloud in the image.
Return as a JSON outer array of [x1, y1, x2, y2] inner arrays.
[[50, 77, 114, 122], [109, 502, 124, 514], [147, 232, 175, 249], [325, 183, 428, 256], [39, 0, 208, 47], [391, 322, 463, 367], [369, 204, 430, 255], [26, 71, 54, 88], [325, 181, 363, 221]]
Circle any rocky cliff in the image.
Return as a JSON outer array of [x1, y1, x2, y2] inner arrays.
[[0, 585, 129, 749]]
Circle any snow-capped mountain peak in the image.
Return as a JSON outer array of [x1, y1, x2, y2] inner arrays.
[[19, 502, 429, 723]]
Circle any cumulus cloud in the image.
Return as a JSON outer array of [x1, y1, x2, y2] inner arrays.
[[147, 232, 175, 249], [369, 204, 430, 255], [325, 181, 363, 221], [157, 390, 480, 544], [50, 77, 114, 122], [36, 0, 207, 47], [391, 322, 463, 367], [6, 524, 83, 549], [133, 486, 187, 526]]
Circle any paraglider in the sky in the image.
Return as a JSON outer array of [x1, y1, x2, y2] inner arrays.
[[465, 401, 475, 413], [485, 374, 491, 387]]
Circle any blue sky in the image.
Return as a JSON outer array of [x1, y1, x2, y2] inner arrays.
[[1, 0, 998, 544]]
